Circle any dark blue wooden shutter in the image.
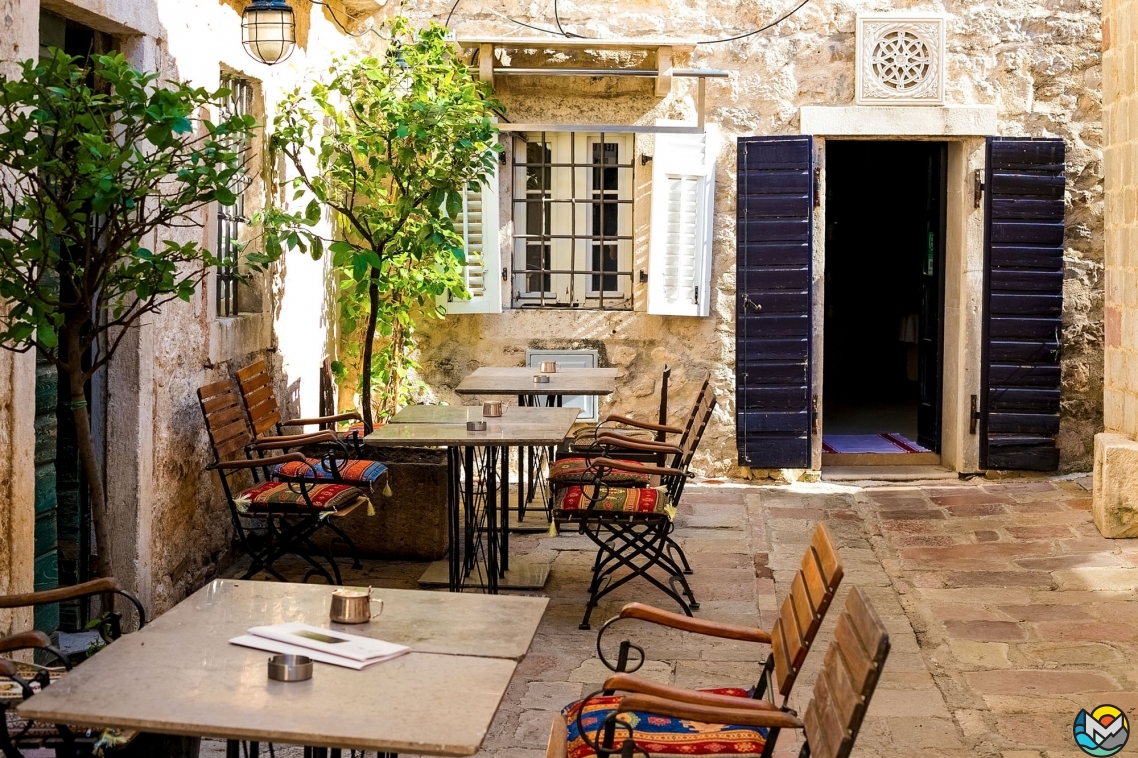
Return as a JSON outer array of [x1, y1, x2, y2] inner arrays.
[[981, 137, 1065, 471], [736, 136, 813, 468]]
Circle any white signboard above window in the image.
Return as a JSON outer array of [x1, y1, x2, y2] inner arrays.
[[856, 15, 946, 106]]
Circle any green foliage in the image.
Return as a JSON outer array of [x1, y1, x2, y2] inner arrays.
[[0, 49, 257, 373], [260, 17, 501, 424]]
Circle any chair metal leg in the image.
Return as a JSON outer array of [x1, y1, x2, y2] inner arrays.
[[325, 520, 363, 570]]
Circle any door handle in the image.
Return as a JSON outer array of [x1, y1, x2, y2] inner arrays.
[[742, 295, 762, 313]]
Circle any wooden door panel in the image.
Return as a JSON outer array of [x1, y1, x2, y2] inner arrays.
[[981, 137, 1066, 471], [736, 136, 814, 468]]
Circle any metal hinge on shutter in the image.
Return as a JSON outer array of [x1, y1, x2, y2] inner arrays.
[[694, 286, 699, 305]]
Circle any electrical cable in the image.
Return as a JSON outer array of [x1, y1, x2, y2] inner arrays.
[[445, 0, 463, 27], [553, 0, 584, 38], [695, 0, 811, 43], [308, 0, 386, 40]]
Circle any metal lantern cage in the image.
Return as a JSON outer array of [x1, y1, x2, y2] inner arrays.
[[241, 0, 296, 65]]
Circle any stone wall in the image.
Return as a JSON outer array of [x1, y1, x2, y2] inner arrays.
[[1094, 0, 1138, 534], [400, 0, 1103, 475]]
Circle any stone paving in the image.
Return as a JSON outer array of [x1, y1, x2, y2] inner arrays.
[[203, 474, 1138, 758]]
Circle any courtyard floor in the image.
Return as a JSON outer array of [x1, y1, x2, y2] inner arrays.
[[204, 473, 1134, 758]]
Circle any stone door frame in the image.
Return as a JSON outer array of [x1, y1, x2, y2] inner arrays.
[[800, 105, 997, 473]]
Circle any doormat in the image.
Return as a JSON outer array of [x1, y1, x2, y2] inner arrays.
[[822, 433, 930, 454]]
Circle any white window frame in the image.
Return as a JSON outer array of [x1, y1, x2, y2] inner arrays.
[[512, 132, 634, 309]]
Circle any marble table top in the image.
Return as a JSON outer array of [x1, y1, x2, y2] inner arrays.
[[454, 366, 617, 396], [365, 407, 580, 447], [389, 404, 581, 425], [19, 580, 547, 754]]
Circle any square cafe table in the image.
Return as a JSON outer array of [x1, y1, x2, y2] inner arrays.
[[366, 406, 580, 592], [455, 367, 617, 529], [18, 580, 548, 756]]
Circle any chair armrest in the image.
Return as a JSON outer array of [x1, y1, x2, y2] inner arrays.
[[0, 659, 16, 678], [285, 412, 362, 427], [594, 433, 682, 454], [618, 602, 771, 643], [604, 414, 683, 435], [215, 453, 306, 470], [0, 631, 52, 655], [0, 578, 125, 610], [589, 457, 688, 479], [602, 673, 777, 711], [617, 694, 803, 730], [251, 431, 339, 449]]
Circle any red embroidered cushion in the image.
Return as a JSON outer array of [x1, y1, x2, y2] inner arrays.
[[236, 482, 362, 513], [553, 485, 671, 515], [563, 689, 766, 758], [549, 458, 651, 487], [270, 458, 387, 484]]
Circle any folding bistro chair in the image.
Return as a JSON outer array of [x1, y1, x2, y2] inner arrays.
[[199, 379, 368, 584], [594, 524, 843, 712], [553, 381, 717, 629], [549, 587, 890, 758], [0, 578, 149, 757], [566, 365, 674, 465], [550, 374, 711, 491], [234, 360, 388, 504]]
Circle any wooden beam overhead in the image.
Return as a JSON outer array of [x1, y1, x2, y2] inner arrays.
[[456, 37, 700, 53]]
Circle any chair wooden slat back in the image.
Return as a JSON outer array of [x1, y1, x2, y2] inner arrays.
[[236, 359, 282, 437], [770, 524, 844, 698], [198, 379, 254, 463], [670, 374, 713, 471], [802, 587, 890, 758]]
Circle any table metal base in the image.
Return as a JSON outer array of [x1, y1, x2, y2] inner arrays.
[[227, 741, 398, 757], [419, 556, 551, 591]]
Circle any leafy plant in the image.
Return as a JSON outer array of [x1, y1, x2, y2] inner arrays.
[[261, 18, 501, 426], [0, 50, 258, 579]]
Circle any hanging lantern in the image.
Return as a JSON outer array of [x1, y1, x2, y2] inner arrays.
[[241, 0, 296, 66]]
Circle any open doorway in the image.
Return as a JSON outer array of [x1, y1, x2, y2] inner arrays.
[[822, 141, 946, 463]]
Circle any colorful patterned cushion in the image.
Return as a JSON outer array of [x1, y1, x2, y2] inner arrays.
[[549, 458, 652, 487], [564, 689, 767, 758], [554, 485, 672, 516], [270, 458, 387, 485], [235, 481, 363, 513]]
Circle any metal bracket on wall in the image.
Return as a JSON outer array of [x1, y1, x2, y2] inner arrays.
[[812, 394, 820, 435], [813, 168, 822, 208], [970, 394, 980, 434], [974, 169, 984, 209]]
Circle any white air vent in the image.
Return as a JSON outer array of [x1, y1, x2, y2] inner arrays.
[[525, 349, 600, 422]]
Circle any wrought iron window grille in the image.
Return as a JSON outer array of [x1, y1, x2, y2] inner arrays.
[[216, 74, 254, 318], [511, 131, 635, 310]]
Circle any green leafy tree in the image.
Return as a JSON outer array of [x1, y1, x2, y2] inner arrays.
[[262, 18, 501, 427], [0, 50, 257, 579]]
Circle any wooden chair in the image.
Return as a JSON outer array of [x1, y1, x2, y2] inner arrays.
[[234, 360, 388, 503], [594, 524, 843, 711], [567, 365, 674, 465], [554, 382, 717, 630], [199, 378, 368, 584], [0, 578, 147, 757], [548, 586, 889, 758]]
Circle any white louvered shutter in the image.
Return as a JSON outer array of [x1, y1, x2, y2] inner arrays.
[[441, 161, 501, 314], [647, 122, 718, 317]]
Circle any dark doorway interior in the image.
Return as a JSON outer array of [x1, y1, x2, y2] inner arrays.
[[823, 141, 947, 455]]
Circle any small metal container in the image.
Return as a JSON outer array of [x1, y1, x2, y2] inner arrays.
[[268, 654, 313, 682], [467, 420, 487, 431], [533, 374, 551, 383], [483, 401, 503, 417], [539, 360, 558, 373]]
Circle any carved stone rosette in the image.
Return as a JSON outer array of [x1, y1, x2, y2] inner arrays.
[[856, 15, 946, 105]]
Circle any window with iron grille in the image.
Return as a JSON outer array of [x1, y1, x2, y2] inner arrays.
[[511, 132, 634, 309], [216, 74, 253, 318]]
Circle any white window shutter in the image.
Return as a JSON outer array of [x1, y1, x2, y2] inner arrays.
[[647, 122, 718, 317], [441, 160, 502, 314]]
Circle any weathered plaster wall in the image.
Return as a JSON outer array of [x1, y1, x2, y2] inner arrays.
[[402, 0, 1103, 475], [0, 0, 39, 636]]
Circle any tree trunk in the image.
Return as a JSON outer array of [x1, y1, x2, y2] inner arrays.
[[63, 329, 112, 580], [360, 266, 381, 431], [381, 315, 407, 419]]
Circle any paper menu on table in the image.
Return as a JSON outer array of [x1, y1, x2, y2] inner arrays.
[[241, 621, 410, 663]]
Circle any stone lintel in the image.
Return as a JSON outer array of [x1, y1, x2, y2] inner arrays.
[[1093, 432, 1138, 538], [799, 105, 998, 137], [39, 0, 163, 38]]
